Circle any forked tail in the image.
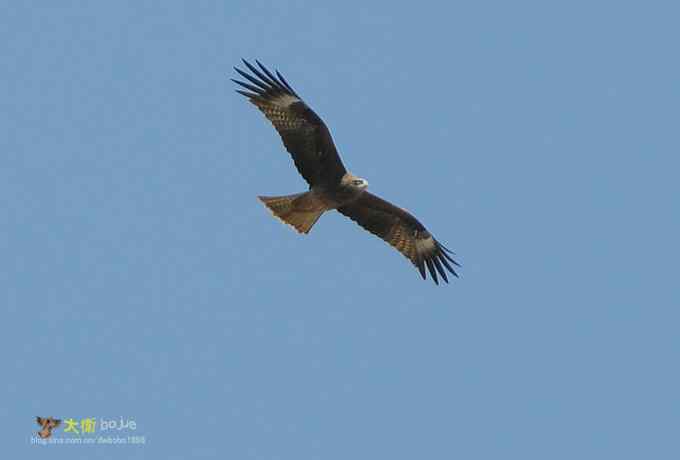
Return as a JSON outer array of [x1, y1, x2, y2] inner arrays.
[[258, 191, 327, 234]]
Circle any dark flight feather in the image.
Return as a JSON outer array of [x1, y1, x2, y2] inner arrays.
[[233, 60, 346, 186]]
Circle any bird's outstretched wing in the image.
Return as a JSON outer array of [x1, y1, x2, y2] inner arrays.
[[233, 60, 347, 187], [338, 192, 460, 284]]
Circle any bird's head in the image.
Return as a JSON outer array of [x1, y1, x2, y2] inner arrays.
[[343, 173, 369, 191]]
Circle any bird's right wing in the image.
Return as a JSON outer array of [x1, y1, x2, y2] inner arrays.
[[338, 192, 460, 284], [233, 60, 347, 187]]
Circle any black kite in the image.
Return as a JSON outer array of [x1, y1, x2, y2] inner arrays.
[[233, 60, 460, 284]]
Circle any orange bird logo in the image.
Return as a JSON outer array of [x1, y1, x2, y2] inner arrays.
[[36, 417, 61, 439]]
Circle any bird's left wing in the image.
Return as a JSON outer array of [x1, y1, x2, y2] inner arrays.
[[338, 192, 460, 284], [232, 60, 347, 187]]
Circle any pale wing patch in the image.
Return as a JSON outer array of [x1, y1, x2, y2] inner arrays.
[[271, 93, 300, 108], [252, 94, 305, 132], [416, 236, 436, 253]]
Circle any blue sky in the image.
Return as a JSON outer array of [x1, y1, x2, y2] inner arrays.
[[3, 1, 679, 458]]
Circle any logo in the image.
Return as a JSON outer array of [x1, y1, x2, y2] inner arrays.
[[30, 416, 146, 446], [36, 417, 61, 439]]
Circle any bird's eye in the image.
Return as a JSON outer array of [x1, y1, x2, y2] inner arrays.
[[353, 180, 363, 185]]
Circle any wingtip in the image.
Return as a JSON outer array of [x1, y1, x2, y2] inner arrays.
[[425, 258, 439, 285], [235, 89, 258, 99], [439, 245, 461, 268], [433, 257, 449, 284]]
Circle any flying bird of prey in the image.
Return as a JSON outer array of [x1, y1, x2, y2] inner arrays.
[[233, 60, 460, 284]]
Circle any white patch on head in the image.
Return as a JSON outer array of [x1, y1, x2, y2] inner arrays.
[[342, 172, 369, 190], [273, 94, 300, 107]]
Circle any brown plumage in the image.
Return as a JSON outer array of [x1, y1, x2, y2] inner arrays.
[[233, 60, 460, 284], [338, 193, 459, 284]]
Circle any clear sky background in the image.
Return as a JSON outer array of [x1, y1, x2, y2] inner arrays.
[[3, 1, 679, 458]]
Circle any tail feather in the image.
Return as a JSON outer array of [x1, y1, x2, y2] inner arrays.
[[258, 192, 326, 234]]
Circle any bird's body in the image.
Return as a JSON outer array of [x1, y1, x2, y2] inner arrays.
[[233, 60, 460, 284], [315, 172, 369, 209], [258, 171, 366, 235]]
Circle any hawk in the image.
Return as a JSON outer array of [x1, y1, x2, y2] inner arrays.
[[233, 60, 460, 284]]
